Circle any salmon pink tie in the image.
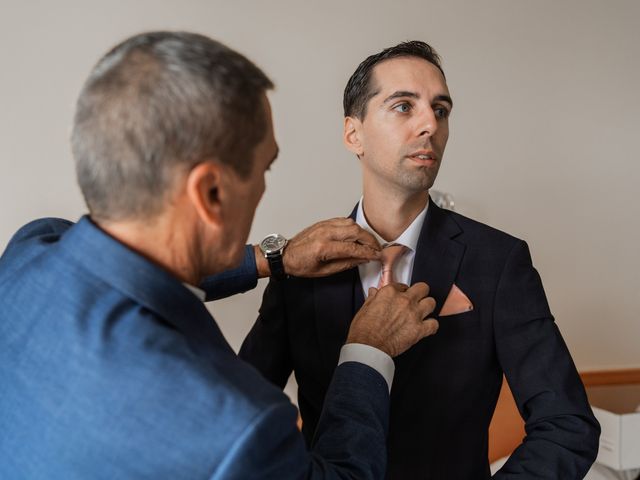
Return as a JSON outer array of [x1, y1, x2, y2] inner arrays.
[[377, 244, 408, 288]]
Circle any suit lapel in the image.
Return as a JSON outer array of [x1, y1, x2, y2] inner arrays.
[[393, 200, 465, 390], [411, 201, 465, 316]]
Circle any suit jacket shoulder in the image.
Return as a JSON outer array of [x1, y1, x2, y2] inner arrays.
[[435, 206, 521, 251]]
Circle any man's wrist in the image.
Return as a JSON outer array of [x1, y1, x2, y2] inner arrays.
[[253, 244, 271, 278]]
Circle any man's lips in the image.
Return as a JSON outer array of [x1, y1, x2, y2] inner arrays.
[[407, 150, 438, 166]]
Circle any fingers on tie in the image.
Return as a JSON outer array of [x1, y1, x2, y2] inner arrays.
[[330, 223, 379, 250], [331, 223, 362, 242], [321, 241, 379, 262], [354, 229, 382, 251], [349, 243, 381, 260]]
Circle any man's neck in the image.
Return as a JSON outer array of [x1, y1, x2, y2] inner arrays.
[[95, 212, 201, 286], [361, 187, 429, 242]]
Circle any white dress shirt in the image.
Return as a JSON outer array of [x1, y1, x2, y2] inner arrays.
[[356, 197, 429, 297]]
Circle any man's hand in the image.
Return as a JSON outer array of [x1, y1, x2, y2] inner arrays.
[[346, 282, 438, 358], [255, 218, 381, 278]]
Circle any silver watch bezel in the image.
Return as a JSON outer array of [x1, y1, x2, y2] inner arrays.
[[259, 233, 288, 257]]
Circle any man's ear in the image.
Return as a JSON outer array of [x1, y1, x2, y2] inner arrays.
[[343, 116, 364, 156], [186, 161, 225, 228]]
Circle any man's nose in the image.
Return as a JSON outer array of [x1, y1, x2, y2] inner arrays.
[[417, 107, 438, 138]]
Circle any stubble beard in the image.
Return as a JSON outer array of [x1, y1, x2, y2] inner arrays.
[[395, 158, 441, 194]]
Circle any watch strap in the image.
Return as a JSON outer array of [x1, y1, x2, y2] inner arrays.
[[267, 253, 287, 280]]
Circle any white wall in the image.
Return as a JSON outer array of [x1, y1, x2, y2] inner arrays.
[[1, 0, 638, 370]]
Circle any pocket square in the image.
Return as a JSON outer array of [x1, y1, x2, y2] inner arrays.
[[440, 284, 473, 316]]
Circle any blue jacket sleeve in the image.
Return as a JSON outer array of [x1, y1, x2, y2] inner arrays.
[[200, 245, 259, 301], [210, 362, 389, 480]]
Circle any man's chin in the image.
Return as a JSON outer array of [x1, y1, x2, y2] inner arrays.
[[413, 171, 439, 189], [398, 178, 437, 194]]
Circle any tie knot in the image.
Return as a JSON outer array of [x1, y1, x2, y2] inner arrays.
[[377, 244, 407, 288], [380, 244, 407, 270]]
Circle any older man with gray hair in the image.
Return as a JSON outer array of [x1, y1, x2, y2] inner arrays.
[[0, 31, 439, 479]]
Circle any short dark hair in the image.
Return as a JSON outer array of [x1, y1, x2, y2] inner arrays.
[[72, 31, 273, 221], [343, 41, 444, 119]]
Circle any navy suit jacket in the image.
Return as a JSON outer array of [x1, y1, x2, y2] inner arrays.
[[0, 217, 390, 479], [239, 202, 600, 479]]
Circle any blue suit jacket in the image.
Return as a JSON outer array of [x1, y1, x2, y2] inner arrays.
[[238, 202, 600, 479], [0, 217, 390, 479]]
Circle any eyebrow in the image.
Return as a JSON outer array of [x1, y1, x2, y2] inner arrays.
[[382, 90, 453, 108]]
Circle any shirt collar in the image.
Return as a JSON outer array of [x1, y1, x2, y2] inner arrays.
[[355, 197, 429, 253]]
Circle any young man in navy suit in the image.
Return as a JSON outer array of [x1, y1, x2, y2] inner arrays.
[[238, 41, 600, 479], [0, 32, 441, 479]]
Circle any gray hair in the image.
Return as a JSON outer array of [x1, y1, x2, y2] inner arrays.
[[72, 31, 274, 221]]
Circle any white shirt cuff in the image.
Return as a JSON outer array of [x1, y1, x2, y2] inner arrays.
[[338, 343, 395, 392]]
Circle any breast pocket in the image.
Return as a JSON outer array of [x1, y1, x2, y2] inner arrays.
[[435, 309, 483, 353]]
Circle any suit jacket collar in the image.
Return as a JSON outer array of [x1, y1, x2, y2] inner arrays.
[[58, 216, 234, 360], [411, 199, 465, 316], [387, 199, 466, 390]]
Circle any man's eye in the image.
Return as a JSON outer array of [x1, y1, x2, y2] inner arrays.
[[393, 103, 411, 113], [435, 107, 450, 119]]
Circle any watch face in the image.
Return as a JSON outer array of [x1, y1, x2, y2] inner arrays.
[[261, 234, 287, 254]]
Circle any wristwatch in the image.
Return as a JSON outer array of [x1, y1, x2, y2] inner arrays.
[[259, 233, 288, 280]]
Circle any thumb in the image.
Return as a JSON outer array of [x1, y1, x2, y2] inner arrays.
[[368, 286, 378, 298]]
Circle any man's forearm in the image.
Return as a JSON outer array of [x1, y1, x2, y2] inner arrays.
[[200, 217, 382, 301]]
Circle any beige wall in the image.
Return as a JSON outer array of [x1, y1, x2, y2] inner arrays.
[[1, 0, 638, 371]]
